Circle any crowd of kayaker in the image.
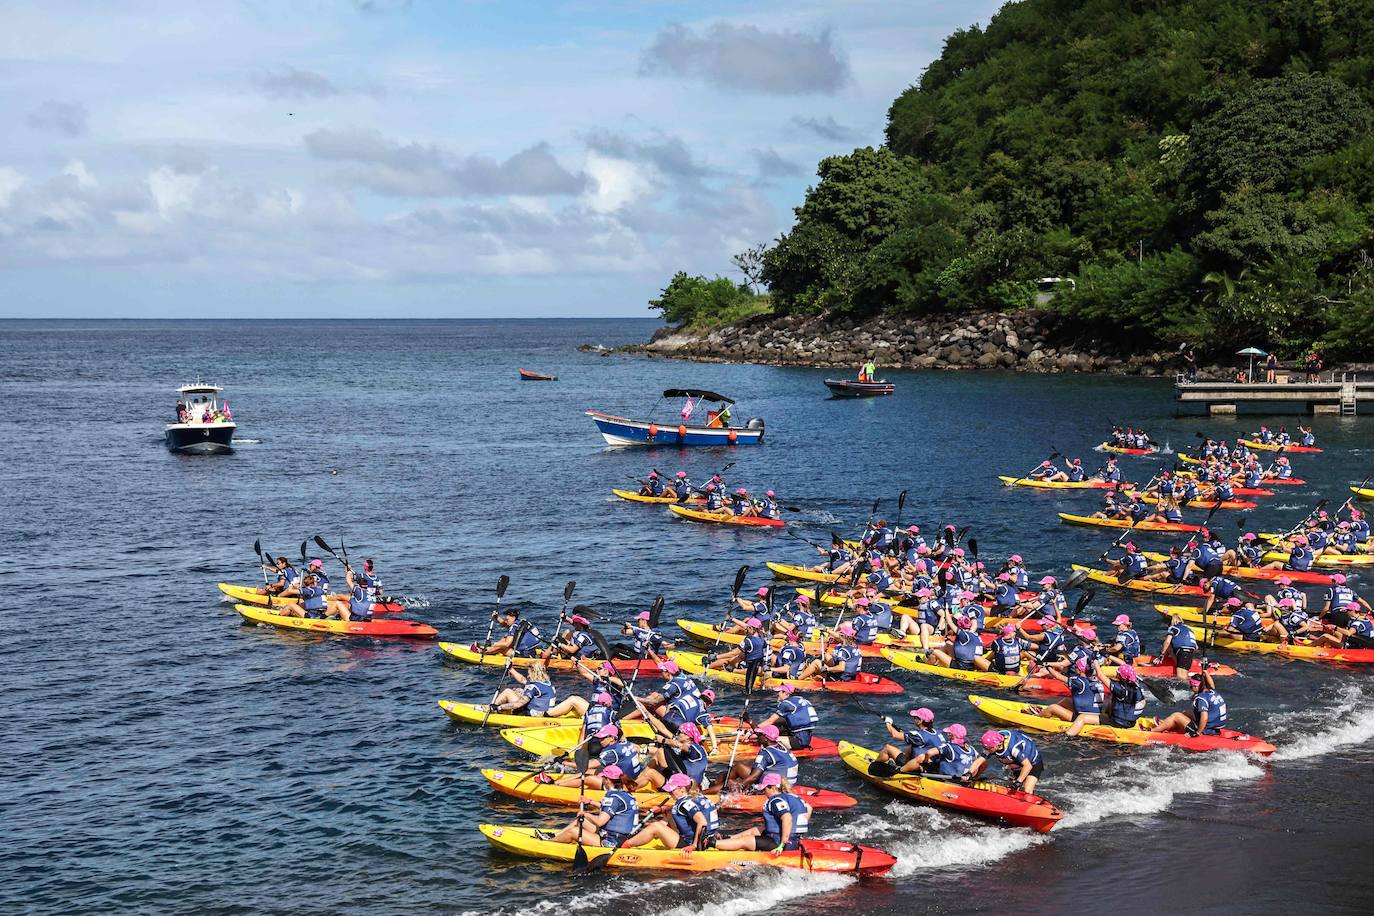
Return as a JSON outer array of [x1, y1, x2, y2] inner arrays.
[[633, 468, 784, 520]]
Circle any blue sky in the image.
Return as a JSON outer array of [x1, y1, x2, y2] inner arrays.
[[0, 0, 1005, 318]]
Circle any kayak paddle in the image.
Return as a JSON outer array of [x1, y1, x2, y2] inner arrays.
[[1004, 450, 1061, 488], [476, 575, 512, 661]]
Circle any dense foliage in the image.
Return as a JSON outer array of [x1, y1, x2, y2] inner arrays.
[[648, 272, 771, 328], [726, 0, 1374, 359]]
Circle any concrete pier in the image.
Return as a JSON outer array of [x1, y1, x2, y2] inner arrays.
[[1175, 374, 1365, 416]]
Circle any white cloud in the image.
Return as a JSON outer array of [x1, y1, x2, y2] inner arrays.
[[148, 166, 200, 218], [0, 168, 26, 207], [583, 153, 653, 213], [62, 160, 97, 189]]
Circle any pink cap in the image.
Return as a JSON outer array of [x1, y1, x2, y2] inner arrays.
[[773, 682, 795, 695], [1278, 598, 1295, 607], [1226, 597, 1243, 607], [309, 559, 323, 569], [1113, 614, 1131, 626], [759, 772, 783, 787], [679, 722, 701, 741], [953, 548, 965, 558], [910, 707, 935, 722], [702, 688, 715, 701], [600, 661, 616, 674], [754, 724, 780, 741], [855, 597, 870, 607], [943, 723, 967, 741], [756, 586, 771, 597], [1117, 663, 1137, 682], [1241, 532, 1256, 541], [661, 660, 680, 675], [593, 692, 613, 705], [600, 764, 624, 779], [907, 525, 920, 533], [1039, 576, 1057, 586], [913, 587, 932, 598], [1276, 576, 1292, 586], [737, 488, 748, 496], [663, 773, 692, 792], [636, 611, 651, 621], [917, 545, 931, 555], [837, 623, 855, 637], [766, 490, 775, 497], [1293, 535, 1309, 545], [1077, 627, 1097, 640], [956, 614, 973, 628], [1123, 542, 1137, 551], [595, 724, 620, 739], [981, 730, 1004, 751], [1332, 573, 1347, 584], [570, 615, 589, 627], [1001, 624, 1015, 635], [1347, 601, 1362, 610], [745, 617, 762, 628], [1041, 460, 1052, 467], [960, 590, 976, 600], [1073, 657, 1088, 673], [1009, 554, 1023, 563], [785, 628, 801, 642], [676, 471, 686, 478], [648, 471, 658, 478], [997, 573, 1011, 582]]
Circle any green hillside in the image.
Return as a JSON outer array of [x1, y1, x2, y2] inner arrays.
[[689, 0, 1374, 359]]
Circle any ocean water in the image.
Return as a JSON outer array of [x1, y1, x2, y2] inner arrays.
[[2, 318, 1372, 915]]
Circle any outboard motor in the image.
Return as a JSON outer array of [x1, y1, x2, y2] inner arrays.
[[747, 417, 765, 440]]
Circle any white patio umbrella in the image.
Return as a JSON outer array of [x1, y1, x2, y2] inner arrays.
[[1236, 346, 1267, 382]]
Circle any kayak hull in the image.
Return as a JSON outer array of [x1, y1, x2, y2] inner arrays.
[[235, 604, 436, 638], [1069, 565, 1204, 597], [998, 476, 1116, 490], [1136, 553, 1334, 585], [479, 825, 896, 876], [669, 651, 903, 694], [1260, 550, 1374, 567], [1100, 443, 1158, 455], [219, 582, 405, 614], [1058, 513, 1202, 533], [1353, 486, 1374, 501], [1238, 438, 1321, 453], [825, 379, 894, 397], [967, 694, 1275, 755], [676, 618, 945, 659], [612, 488, 705, 505], [1164, 619, 1374, 664], [500, 722, 840, 760], [482, 768, 856, 811], [585, 410, 763, 448], [437, 642, 667, 675], [668, 504, 785, 527], [838, 741, 1062, 833], [880, 648, 1068, 695], [518, 368, 557, 381], [438, 700, 578, 729]]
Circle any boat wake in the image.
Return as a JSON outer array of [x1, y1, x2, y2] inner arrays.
[[1265, 683, 1374, 761]]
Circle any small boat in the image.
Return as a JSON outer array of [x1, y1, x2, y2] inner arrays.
[[219, 582, 407, 614], [667, 504, 785, 527], [165, 381, 236, 454], [519, 368, 557, 381], [479, 824, 896, 876], [500, 722, 840, 761], [838, 741, 1063, 833], [1100, 442, 1158, 455], [825, 379, 894, 398], [1069, 565, 1204, 596], [610, 488, 705, 505], [437, 642, 668, 675], [1136, 556, 1334, 585], [235, 604, 436, 638], [482, 768, 857, 811], [1058, 513, 1202, 533], [668, 650, 903, 694], [586, 388, 764, 447], [1238, 438, 1322, 454], [1352, 485, 1374, 501], [997, 476, 1119, 490]]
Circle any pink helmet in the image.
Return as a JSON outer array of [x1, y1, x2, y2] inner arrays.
[[997, 573, 1011, 582], [1117, 663, 1137, 682], [915, 587, 933, 597], [570, 615, 589, 627], [754, 724, 780, 741], [1226, 597, 1242, 607], [661, 660, 680, 675], [910, 707, 935, 722], [676, 471, 686, 478], [1113, 614, 1131, 626], [907, 525, 921, 533], [773, 682, 795, 695], [678, 722, 702, 741], [1001, 624, 1015, 635], [1073, 657, 1088, 673], [593, 692, 613, 705], [1041, 460, 1053, 467], [756, 586, 771, 597], [960, 590, 976, 600], [648, 471, 658, 478], [1040, 576, 1057, 586], [837, 623, 855, 637], [1348, 601, 1362, 611], [1009, 554, 1023, 563], [785, 628, 801, 643], [1332, 573, 1347, 584], [636, 611, 650, 621], [759, 772, 783, 787], [663, 773, 692, 792], [702, 688, 716, 702], [943, 723, 967, 742], [953, 548, 965, 558], [1076, 627, 1097, 640], [956, 615, 973, 628], [981, 730, 1005, 751], [1276, 576, 1292, 586], [1293, 535, 1309, 545], [744, 617, 762, 628], [737, 488, 748, 496], [855, 597, 871, 607], [595, 724, 620, 739], [600, 764, 624, 780], [766, 490, 775, 497]]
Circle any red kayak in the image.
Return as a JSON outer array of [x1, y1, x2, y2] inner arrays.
[[1228, 487, 1275, 497], [1261, 477, 1306, 485], [518, 368, 557, 381]]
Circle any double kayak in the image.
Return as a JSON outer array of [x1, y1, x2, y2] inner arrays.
[[675, 618, 943, 658], [438, 700, 577, 729], [1068, 565, 1204, 596], [1260, 550, 1374, 567], [880, 648, 1232, 690], [838, 741, 1063, 833], [220, 582, 406, 614], [1135, 493, 1258, 511], [767, 563, 845, 583], [668, 651, 903, 694], [1100, 443, 1158, 455], [668, 504, 785, 527], [612, 488, 705, 505], [968, 694, 1275, 755], [1152, 612, 1374, 664], [500, 722, 840, 760], [438, 642, 668, 675], [479, 824, 896, 876], [482, 767, 857, 811], [1353, 486, 1374, 501], [1058, 513, 1203, 533], [1238, 438, 1322, 453], [997, 476, 1118, 490], [1136, 552, 1334, 584], [235, 604, 436, 638]]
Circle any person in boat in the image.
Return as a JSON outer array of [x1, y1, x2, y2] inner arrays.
[[546, 688, 617, 738], [486, 660, 556, 717], [972, 729, 1044, 793], [1199, 575, 1242, 616], [639, 471, 666, 498], [1102, 615, 1142, 664], [1094, 457, 1123, 484], [721, 724, 799, 790], [1105, 541, 1152, 580], [1003, 553, 1030, 589], [325, 565, 374, 622], [781, 593, 821, 641], [561, 722, 664, 791], [1321, 575, 1371, 625], [1262, 575, 1308, 614], [858, 358, 877, 383], [1330, 522, 1361, 556], [259, 555, 299, 596], [620, 610, 676, 661], [1032, 459, 1068, 483], [548, 763, 640, 847], [980, 624, 1029, 675], [1271, 598, 1322, 643], [1077, 662, 1148, 736], [756, 490, 781, 520], [1224, 531, 1266, 568], [927, 614, 984, 671], [714, 773, 811, 853], [755, 683, 818, 751], [909, 723, 978, 781], [275, 572, 328, 618], [636, 659, 701, 717], [1040, 656, 1104, 731], [1261, 533, 1314, 571], [480, 608, 543, 656], [1157, 614, 1199, 679], [726, 487, 756, 517], [796, 624, 862, 681], [702, 484, 726, 512], [906, 587, 944, 651], [647, 721, 713, 789], [1151, 669, 1227, 737], [298, 558, 330, 593], [704, 404, 732, 428], [1298, 425, 1316, 448], [1262, 456, 1292, 481], [1311, 604, 1374, 649], [624, 773, 719, 852], [1016, 576, 1067, 623], [548, 613, 599, 660], [1218, 597, 1289, 643], [669, 471, 692, 501], [705, 616, 768, 682], [873, 707, 942, 773]]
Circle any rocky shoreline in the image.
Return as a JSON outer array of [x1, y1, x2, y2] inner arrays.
[[590, 309, 1184, 376]]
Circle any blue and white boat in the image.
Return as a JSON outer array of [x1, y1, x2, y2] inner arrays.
[[586, 388, 764, 447]]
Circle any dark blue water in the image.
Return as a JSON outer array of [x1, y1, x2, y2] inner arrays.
[[3, 319, 1372, 916]]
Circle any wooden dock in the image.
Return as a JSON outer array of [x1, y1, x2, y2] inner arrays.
[[1175, 373, 1365, 416]]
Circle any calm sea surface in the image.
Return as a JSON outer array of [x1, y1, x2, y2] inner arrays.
[[2, 319, 1372, 915]]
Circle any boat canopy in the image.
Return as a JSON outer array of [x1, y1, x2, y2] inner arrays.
[[178, 383, 223, 395], [662, 388, 734, 404]]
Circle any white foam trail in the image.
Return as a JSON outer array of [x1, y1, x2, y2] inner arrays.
[[1267, 683, 1374, 761], [234, 438, 263, 444], [653, 869, 853, 916], [1056, 751, 1264, 829]]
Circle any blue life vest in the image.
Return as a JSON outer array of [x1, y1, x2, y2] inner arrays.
[[952, 628, 981, 662], [671, 794, 718, 840], [523, 680, 556, 714], [991, 636, 1024, 672], [601, 789, 639, 837], [598, 740, 645, 779], [740, 634, 767, 664], [1192, 690, 1228, 734], [662, 675, 701, 702], [774, 645, 806, 678], [1068, 674, 1101, 715], [871, 601, 894, 629], [994, 729, 1042, 767], [678, 741, 710, 784], [936, 740, 977, 777], [777, 696, 818, 734], [902, 725, 942, 754], [513, 623, 542, 655], [761, 793, 809, 848], [1108, 680, 1147, 727], [1287, 546, 1314, 572], [1326, 585, 1355, 613], [666, 694, 704, 727], [852, 612, 879, 644], [831, 645, 862, 678], [349, 582, 373, 619], [1167, 623, 1198, 650], [300, 584, 327, 613], [1116, 628, 1141, 659], [583, 701, 615, 736], [1122, 553, 1149, 578], [753, 746, 799, 783], [994, 582, 1019, 608]]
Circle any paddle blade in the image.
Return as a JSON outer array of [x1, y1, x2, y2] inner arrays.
[[589, 628, 613, 660], [731, 564, 749, 598], [313, 534, 333, 555], [573, 844, 589, 871], [968, 537, 978, 558], [1065, 569, 1091, 590], [573, 604, 600, 620], [574, 744, 591, 773], [1074, 591, 1094, 614], [578, 852, 614, 875], [897, 490, 907, 513], [496, 575, 510, 599], [564, 580, 577, 601], [1142, 677, 1175, 704], [300, 540, 308, 561], [649, 595, 665, 629], [253, 539, 262, 558]]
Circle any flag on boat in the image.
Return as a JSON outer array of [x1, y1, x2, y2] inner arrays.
[[681, 397, 695, 420]]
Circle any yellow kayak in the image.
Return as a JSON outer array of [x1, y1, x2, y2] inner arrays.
[[235, 604, 437, 638], [1180, 624, 1374, 664], [668, 504, 785, 527], [997, 476, 1116, 490], [611, 488, 704, 505], [766, 562, 843, 583], [437, 700, 578, 729], [675, 618, 937, 657], [1069, 565, 1204, 596], [667, 651, 903, 694], [1261, 550, 1374, 567], [1353, 486, 1374, 501], [482, 768, 856, 811]]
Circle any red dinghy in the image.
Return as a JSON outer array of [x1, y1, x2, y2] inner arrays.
[[519, 368, 557, 381]]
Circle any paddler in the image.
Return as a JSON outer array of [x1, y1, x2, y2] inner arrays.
[[722, 724, 799, 790], [275, 572, 328, 619], [639, 471, 666, 497], [324, 564, 374, 621], [714, 773, 811, 853], [755, 683, 818, 751], [796, 623, 862, 681], [620, 610, 675, 660], [1157, 613, 1200, 679], [1200, 575, 1243, 616], [1150, 669, 1227, 737], [980, 623, 1029, 674], [727, 487, 755, 517], [1102, 615, 1142, 663], [486, 660, 557, 717], [670, 471, 693, 501], [259, 556, 298, 596], [703, 484, 725, 512], [554, 722, 663, 790], [757, 490, 782, 520], [705, 616, 768, 686], [480, 608, 543, 657], [927, 614, 983, 671], [1097, 662, 1148, 732], [1221, 597, 1289, 643], [548, 689, 617, 740], [1097, 457, 1122, 484], [1313, 605, 1374, 649], [1321, 574, 1370, 625], [1262, 575, 1308, 614], [1004, 554, 1030, 589], [911, 723, 978, 780], [623, 773, 719, 851], [1106, 541, 1151, 580], [873, 707, 941, 773], [550, 613, 603, 661], [548, 764, 639, 847], [1040, 656, 1103, 732], [766, 628, 810, 681], [972, 729, 1044, 793], [648, 721, 712, 788]]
